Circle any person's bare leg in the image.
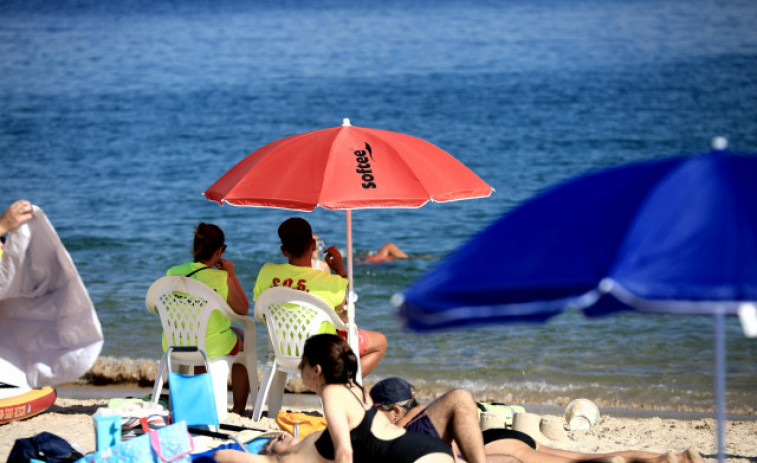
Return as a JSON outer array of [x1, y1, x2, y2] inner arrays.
[[485, 440, 597, 463], [423, 389, 488, 463], [359, 329, 387, 376], [231, 363, 250, 415], [229, 327, 250, 415], [537, 445, 702, 463], [415, 454, 455, 463], [486, 456, 525, 463], [192, 362, 248, 415], [376, 242, 408, 259], [486, 439, 699, 463], [539, 445, 658, 460], [214, 449, 276, 462]]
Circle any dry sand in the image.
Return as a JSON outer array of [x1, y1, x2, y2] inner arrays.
[[1, 392, 755, 462]]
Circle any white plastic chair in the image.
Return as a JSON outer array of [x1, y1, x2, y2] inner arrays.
[[251, 286, 346, 421], [146, 275, 258, 422]]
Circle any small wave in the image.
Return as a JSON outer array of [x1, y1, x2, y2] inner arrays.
[[83, 356, 161, 387], [77, 357, 756, 415]]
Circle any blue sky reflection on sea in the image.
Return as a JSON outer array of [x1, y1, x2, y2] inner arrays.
[[1, 0, 756, 412]]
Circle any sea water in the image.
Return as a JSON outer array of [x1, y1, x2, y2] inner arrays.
[[1, 0, 756, 413]]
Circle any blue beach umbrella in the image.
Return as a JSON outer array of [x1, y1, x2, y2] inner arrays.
[[396, 139, 757, 463]]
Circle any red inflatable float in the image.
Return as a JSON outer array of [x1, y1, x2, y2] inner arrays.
[[0, 386, 57, 424]]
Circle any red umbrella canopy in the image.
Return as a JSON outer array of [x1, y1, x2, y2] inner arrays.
[[204, 119, 492, 210]]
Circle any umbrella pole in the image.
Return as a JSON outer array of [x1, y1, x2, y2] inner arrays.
[[345, 210, 363, 383], [346, 210, 354, 305], [714, 311, 726, 463]]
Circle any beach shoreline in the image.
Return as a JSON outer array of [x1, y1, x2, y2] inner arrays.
[[80, 354, 757, 416], [1, 385, 754, 462], [54, 382, 757, 422]]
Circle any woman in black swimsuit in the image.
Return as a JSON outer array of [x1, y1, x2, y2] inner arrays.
[[306, 334, 452, 463], [214, 334, 453, 463]]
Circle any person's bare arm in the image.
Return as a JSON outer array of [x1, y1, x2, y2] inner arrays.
[[396, 404, 428, 427], [218, 258, 249, 315], [323, 245, 347, 278], [0, 200, 33, 236], [322, 385, 355, 463]]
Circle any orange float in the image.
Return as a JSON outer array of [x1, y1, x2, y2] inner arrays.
[[0, 386, 56, 424]]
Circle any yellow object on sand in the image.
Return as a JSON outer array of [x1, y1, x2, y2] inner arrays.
[[276, 411, 327, 439], [0, 386, 56, 424]]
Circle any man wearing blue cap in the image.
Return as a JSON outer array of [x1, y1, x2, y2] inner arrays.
[[370, 378, 700, 463], [370, 378, 530, 463]]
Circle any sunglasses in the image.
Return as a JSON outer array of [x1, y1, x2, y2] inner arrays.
[[222, 244, 227, 252]]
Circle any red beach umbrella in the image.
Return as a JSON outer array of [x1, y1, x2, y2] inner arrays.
[[204, 119, 492, 210], [204, 118, 493, 374]]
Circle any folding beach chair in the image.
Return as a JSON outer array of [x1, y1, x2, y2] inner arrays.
[[146, 275, 258, 422], [164, 346, 264, 454]]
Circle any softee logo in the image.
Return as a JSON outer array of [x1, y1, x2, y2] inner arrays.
[[354, 142, 377, 189]]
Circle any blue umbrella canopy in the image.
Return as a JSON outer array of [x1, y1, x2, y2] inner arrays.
[[398, 146, 757, 331], [396, 141, 757, 463]]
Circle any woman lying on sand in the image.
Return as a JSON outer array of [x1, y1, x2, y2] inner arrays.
[[215, 334, 454, 463], [369, 377, 705, 463], [246, 428, 703, 463]]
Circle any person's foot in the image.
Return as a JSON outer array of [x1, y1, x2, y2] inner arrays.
[[230, 407, 248, 417], [664, 451, 678, 463], [676, 448, 704, 463]]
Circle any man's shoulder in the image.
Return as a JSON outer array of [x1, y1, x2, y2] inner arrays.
[[168, 262, 224, 276], [258, 262, 338, 278]]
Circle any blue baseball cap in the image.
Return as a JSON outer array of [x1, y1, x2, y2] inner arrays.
[[370, 377, 414, 405]]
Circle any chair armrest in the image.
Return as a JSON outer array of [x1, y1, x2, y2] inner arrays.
[[225, 311, 257, 334]]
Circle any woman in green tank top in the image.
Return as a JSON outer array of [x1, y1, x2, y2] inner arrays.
[[166, 222, 251, 415]]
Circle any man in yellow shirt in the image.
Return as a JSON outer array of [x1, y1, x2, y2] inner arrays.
[[253, 218, 387, 376]]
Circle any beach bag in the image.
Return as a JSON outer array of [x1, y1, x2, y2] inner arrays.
[[76, 421, 193, 463], [275, 411, 327, 439], [120, 413, 171, 440], [477, 402, 526, 428], [98, 399, 171, 440], [8, 432, 84, 463]]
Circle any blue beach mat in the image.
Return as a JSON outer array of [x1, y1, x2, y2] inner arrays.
[[191, 437, 273, 462]]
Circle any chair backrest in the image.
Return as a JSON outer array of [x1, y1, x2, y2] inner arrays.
[[254, 286, 346, 371], [146, 275, 232, 355]]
